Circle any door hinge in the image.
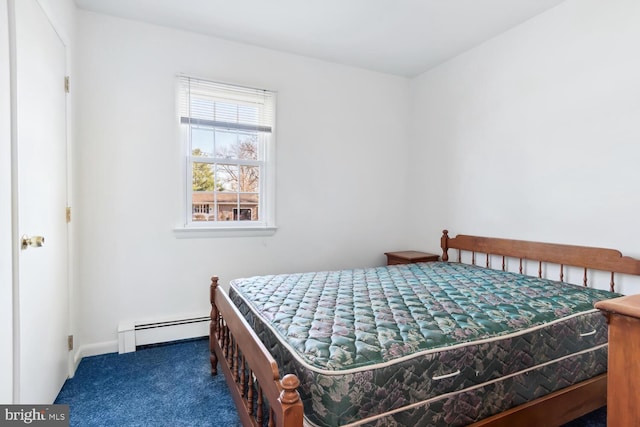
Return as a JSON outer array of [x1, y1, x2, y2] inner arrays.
[[64, 76, 70, 93], [68, 335, 74, 351], [66, 206, 71, 223]]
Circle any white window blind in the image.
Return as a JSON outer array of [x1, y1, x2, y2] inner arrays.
[[179, 76, 274, 133], [178, 76, 276, 232]]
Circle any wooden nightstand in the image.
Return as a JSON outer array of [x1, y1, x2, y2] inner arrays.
[[385, 251, 439, 265], [595, 294, 640, 427]]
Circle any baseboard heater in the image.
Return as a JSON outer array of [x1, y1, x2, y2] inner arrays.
[[117, 315, 210, 354]]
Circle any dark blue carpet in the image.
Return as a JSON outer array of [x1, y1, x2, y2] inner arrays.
[[55, 338, 241, 427], [562, 406, 607, 427], [55, 337, 606, 426]]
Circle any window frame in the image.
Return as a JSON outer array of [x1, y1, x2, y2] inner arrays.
[[174, 76, 277, 238]]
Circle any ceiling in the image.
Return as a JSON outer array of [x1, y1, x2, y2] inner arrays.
[[74, 0, 566, 77]]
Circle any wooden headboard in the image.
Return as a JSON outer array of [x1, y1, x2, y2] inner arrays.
[[440, 229, 640, 293]]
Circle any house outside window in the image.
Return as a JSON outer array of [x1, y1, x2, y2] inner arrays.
[[178, 76, 276, 234]]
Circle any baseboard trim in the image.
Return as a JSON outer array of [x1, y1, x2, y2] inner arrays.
[[72, 340, 118, 375]]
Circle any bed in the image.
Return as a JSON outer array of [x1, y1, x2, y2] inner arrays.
[[209, 230, 640, 427]]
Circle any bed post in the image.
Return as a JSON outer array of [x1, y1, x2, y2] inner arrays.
[[210, 276, 219, 376], [280, 374, 304, 426], [441, 229, 450, 262]]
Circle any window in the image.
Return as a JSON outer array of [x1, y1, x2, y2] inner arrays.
[[178, 76, 276, 234]]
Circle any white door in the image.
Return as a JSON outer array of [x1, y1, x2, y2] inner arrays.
[[13, 0, 69, 403]]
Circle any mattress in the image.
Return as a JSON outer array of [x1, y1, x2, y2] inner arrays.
[[229, 262, 618, 427]]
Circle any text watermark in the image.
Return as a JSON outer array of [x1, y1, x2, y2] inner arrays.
[[0, 405, 69, 426]]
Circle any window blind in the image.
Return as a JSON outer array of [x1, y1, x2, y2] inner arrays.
[[178, 76, 275, 133]]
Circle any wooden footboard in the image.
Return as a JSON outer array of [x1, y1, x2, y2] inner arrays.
[[210, 276, 303, 427]]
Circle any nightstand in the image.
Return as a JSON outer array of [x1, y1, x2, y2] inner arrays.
[[384, 251, 439, 265]]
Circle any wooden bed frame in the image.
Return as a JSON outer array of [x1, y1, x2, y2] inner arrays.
[[209, 230, 640, 427]]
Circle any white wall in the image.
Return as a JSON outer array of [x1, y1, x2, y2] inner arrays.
[[0, 0, 14, 404], [408, 0, 640, 294], [74, 12, 410, 350]]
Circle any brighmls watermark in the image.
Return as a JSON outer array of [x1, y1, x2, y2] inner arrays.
[[0, 405, 68, 426]]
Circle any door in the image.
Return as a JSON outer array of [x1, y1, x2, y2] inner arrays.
[[13, 0, 69, 403]]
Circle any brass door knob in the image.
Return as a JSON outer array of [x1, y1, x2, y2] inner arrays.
[[21, 235, 45, 250]]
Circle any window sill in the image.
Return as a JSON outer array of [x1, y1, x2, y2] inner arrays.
[[173, 225, 278, 239]]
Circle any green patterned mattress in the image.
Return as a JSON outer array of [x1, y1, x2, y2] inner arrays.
[[229, 262, 618, 427]]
